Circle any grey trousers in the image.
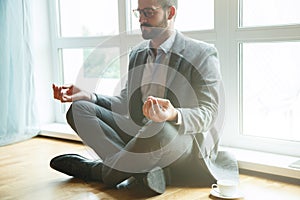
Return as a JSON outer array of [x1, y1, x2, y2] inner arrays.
[[66, 100, 198, 186]]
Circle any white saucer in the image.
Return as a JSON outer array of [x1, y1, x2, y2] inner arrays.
[[210, 188, 243, 199]]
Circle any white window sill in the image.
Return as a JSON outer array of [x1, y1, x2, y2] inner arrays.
[[40, 123, 300, 180], [220, 146, 300, 180], [40, 123, 81, 141]]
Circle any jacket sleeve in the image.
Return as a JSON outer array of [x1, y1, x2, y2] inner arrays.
[[177, 45, 222, 135]]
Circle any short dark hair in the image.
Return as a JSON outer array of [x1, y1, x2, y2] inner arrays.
[[158, 0, 178, 9]]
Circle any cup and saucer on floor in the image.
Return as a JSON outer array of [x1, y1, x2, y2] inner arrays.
[[210, 179, 244, 199]]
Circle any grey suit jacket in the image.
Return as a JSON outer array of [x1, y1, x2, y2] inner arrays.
[[96, 31, 239, 184]]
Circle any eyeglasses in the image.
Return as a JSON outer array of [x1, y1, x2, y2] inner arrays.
[[132, 7, 161, 18]]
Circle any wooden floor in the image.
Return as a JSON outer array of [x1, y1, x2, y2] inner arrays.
[[0, 136, 299, 200]]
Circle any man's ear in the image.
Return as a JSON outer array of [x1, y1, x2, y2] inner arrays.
[[167, 6, 176, 20]]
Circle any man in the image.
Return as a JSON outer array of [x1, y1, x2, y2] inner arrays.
[[50, 0, 239, 195]]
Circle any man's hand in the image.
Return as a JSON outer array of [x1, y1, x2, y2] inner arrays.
[[52, 84, 92, 103], [142, 96, 178, 122]]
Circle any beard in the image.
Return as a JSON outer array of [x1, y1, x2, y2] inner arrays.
[[140, 16, 168, 40]]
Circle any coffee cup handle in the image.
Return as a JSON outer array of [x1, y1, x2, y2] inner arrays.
[[211, 183, 218, 189], [212, 184, 225, 196]]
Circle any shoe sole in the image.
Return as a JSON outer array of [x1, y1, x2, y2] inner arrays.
[[144, 167, 166, 194]]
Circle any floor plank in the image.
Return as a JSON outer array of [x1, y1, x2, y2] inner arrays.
[[0, 136, 299, 200]]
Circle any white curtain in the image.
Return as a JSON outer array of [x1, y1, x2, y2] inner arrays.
[[0, 0, 39, 146]]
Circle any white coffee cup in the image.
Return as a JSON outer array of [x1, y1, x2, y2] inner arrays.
[[211, 180, 238, 197]]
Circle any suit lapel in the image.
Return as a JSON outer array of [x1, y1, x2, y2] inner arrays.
[[128, 49, 148, 125], [165, 32, 186, 94], [165, 53, 182, 90], [129, 49, 148, 92]]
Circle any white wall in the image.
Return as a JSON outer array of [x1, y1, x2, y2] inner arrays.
[[32, 0, 55, 125]]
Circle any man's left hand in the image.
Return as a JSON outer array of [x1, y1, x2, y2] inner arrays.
[[142, 96, 178, 122]]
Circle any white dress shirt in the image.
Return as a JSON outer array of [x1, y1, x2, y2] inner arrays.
[[141, 32, 182, 124]]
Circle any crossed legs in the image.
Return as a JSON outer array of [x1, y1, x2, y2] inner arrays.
[[66, 100, 194, 187]]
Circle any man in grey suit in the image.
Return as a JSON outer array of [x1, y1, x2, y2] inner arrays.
[[51, 0, 239, 195]]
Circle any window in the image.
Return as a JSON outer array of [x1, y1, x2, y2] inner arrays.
[[129, 0, 214, 32], [241, 42, 300, 142], [220, 0, 300, 156], [61, 47, 120, 95], [58, 0, 119, 37], [176, 0, 214, 31], [240, 0, 300, 27], [49, 0, 125, 122]]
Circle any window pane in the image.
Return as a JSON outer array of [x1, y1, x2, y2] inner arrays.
[[240, 0, 300, 27], [241, 42, 300, 142], [129, 0, 139, 32], [61, 48, 120, 95], [130, 0, 214, 32], [176, 0, 214, 31], [58, 0, 119, 37]]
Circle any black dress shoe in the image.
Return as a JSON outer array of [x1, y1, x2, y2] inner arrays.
[[116, 167, 166, 195], [50, 154, 103, 182]]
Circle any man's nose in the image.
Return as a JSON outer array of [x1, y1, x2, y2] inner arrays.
[[139, 13, 147, 23]]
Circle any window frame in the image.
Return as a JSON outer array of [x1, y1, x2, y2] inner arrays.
[[48, 0, 300, 157], [48, 0, 138, 122], [220, 0, 300, 157]]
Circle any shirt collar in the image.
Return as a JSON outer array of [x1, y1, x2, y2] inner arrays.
[[147, 31, 177, 54]]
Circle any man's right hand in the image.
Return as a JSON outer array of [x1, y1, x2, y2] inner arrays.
[[52, 84, 92, 103]]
